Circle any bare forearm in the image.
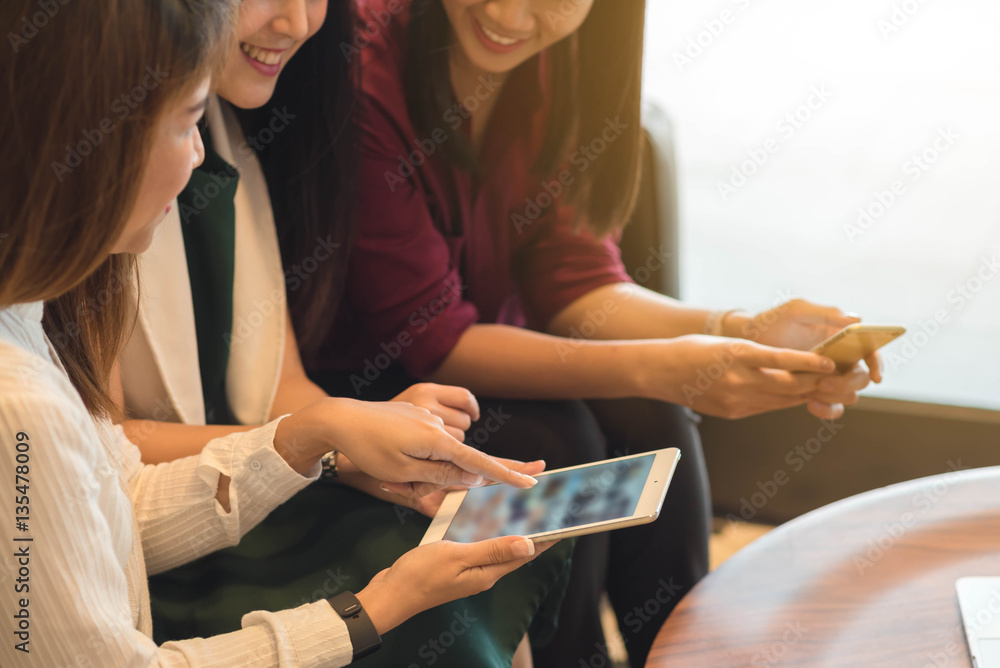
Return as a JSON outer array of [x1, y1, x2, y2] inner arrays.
[[426, 324, 664, 400], [548, 283, 712, 341], [124, 420, 255, 464], [269, 376, 327, 421]]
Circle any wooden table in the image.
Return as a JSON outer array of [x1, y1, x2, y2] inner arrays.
[[646, 467, 1000, 667]]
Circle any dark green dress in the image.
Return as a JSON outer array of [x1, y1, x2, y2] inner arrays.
[[148, 130, 574, 666]]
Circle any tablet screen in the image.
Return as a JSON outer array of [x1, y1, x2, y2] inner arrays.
[[443, 454, 656, 543]]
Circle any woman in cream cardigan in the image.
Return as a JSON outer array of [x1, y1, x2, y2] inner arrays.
[[0, 0, 552, 664], [115, 1, 574, 665]]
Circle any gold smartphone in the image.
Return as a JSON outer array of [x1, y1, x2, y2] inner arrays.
[[811, 324, 906, 371]]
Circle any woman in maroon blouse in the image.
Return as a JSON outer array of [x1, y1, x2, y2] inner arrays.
[[309, 1, 880, 666]]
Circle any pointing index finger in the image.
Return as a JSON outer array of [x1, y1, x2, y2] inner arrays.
[[445, 442, 538, 489]]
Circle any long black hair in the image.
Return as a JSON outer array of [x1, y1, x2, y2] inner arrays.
[[403, 0, 647, 236], [233, 0, 359, 359]]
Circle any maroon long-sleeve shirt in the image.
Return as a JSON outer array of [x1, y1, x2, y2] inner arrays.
[[316, 0, 632, 377]]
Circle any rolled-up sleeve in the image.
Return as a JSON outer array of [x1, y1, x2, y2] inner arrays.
[[125, 416, 319, 575], [516, 205, 633, 331], [0, 387, 351, 667]]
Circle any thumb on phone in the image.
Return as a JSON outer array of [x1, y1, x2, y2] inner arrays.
[[743, 341, 836, 374]]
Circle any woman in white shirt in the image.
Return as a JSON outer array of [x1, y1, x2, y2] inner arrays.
[[0, 0, 550, 665]]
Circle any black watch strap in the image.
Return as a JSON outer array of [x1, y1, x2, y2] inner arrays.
[[327, 591, 381, 661]]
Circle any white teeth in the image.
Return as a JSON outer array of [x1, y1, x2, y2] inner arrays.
[[240, 42, 282, 66], [479, 22, 520, 46]]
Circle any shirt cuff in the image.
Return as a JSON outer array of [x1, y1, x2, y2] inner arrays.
[[242, 601, 353, 667], [197, 416, 321, 539]]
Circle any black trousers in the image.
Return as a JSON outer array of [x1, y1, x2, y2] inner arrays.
[[313, 368, 712, 668]]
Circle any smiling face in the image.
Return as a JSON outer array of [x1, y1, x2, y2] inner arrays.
[[442, 0, 596, 75], [215, 0, 328, 109], [112, 79, 210, 254]]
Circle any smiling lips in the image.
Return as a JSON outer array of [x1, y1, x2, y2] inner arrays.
[[472, 16, 527, 54], [240, 42, 284, 76]]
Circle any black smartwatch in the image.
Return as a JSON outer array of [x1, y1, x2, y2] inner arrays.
[[327, 591, 381, 661]]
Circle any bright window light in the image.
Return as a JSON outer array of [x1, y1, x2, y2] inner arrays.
[[643, 0, 1000, 411]]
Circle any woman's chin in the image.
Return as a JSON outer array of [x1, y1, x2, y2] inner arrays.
[[111, 212, 165, 254], [216, 79, 278, 110]]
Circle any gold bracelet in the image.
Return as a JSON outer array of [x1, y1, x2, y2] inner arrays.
[[704, 309, 744, 337]]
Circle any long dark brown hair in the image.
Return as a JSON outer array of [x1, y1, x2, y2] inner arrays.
[[0, 0, 236, 418], [234, 0, 359, 360], [404, 0, 647, 236]]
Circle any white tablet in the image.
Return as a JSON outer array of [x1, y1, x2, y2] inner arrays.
[[956, 577, 1000, 668], [420, 449, 681, 545]]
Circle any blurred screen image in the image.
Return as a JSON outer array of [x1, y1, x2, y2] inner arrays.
[[443, 455, 656, 543]]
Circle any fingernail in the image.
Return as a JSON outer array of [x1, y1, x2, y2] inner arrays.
[[534, 460, 546, 466], [460, 472, 483, 486], [512, 538, 535, 558], [379, 484, 390, 493], [844, 312, 861, 319], [522, 474, 538, 487]]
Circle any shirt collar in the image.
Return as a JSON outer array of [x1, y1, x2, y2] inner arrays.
[[4, 301, 44, 324]]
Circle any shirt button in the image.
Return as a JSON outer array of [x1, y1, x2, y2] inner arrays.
[[249, 460, 263, 472]]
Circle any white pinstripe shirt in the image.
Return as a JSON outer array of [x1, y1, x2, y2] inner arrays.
[[0, 302, 353, 666]]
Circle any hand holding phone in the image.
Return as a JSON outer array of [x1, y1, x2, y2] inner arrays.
[[810, 324, 905, 372]]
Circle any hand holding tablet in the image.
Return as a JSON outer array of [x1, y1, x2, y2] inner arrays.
[[420, 449, 681, 545]]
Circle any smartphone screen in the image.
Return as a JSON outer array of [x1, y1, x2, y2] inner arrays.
[[442, 454, 656, 543]]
